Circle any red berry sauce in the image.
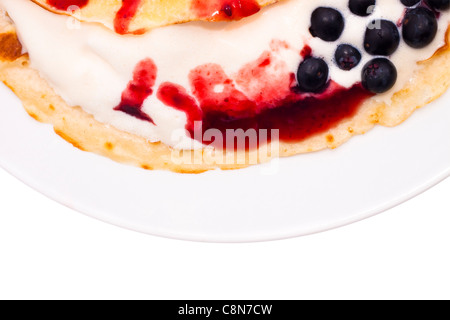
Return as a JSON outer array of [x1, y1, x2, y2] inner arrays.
[[47, 0, 261, 33], [300, 45, 312, 58], [114, 0, 143, 35], [155, 49, 373, 149], [191, 0, 261, 21], [46, 0, 89, 11], [46, 0, 143, 34], [159, 71, 371, 149], [114, 58, 157, 124]]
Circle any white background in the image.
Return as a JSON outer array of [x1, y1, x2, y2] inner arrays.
[[0, 168, 448, 300]]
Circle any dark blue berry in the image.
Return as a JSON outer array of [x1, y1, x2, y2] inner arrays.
[[364, 20, 400, 56], [349, 0, 376, 16], [402, 7, 438, 48], [362, 58, 397, 93], [309, 7, 345, 42], [401, 0, 421, 6], [334, 44, 362, 70], [426, 0, 449, 10], [297, 57, 329, 93]]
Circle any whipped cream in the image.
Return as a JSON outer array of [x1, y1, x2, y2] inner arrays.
[[1, 0, 449, 148]]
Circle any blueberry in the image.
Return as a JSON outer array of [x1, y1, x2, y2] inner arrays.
[[402, 7, 438, 48], [400, 0, 421, 6], [426, 0, 450, 10], [349, 0, 376, 16], [364, 20, 400, 56], [334, 44, 362, 70], [309, 7, 345, 42], [297, 57, 329, 93], [362, 58, 397, 93]]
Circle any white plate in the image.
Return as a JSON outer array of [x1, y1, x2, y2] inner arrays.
[[0, 83, 449, 242]]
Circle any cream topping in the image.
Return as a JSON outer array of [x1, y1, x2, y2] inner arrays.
[[1, 0, 449, 148]]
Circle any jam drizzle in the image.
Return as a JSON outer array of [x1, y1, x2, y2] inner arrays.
[[157, 83, 203, 131], [47, 0, 261, 34], [114, 0, 143, 35], [46, 0, 89, 11], [114, 58, 157, 124], [300, 45, 312, 58], [46, 0, 143, 34], [117, 47, 373, 149], [191, 0, 261, 21], [154, 51, 373, 149]]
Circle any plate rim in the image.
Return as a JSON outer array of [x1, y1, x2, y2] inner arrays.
[[1, 84, 449, 243]]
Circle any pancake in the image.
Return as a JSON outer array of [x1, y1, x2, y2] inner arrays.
[[0, 1, 449, 173], [31, 0, 279, 34]]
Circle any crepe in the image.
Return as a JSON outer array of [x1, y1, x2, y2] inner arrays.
[[0, 6, 449, 173], [31, 0, 279, 34]]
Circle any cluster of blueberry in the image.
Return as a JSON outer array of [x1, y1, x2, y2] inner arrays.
[[296, 0, 449, 94]]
